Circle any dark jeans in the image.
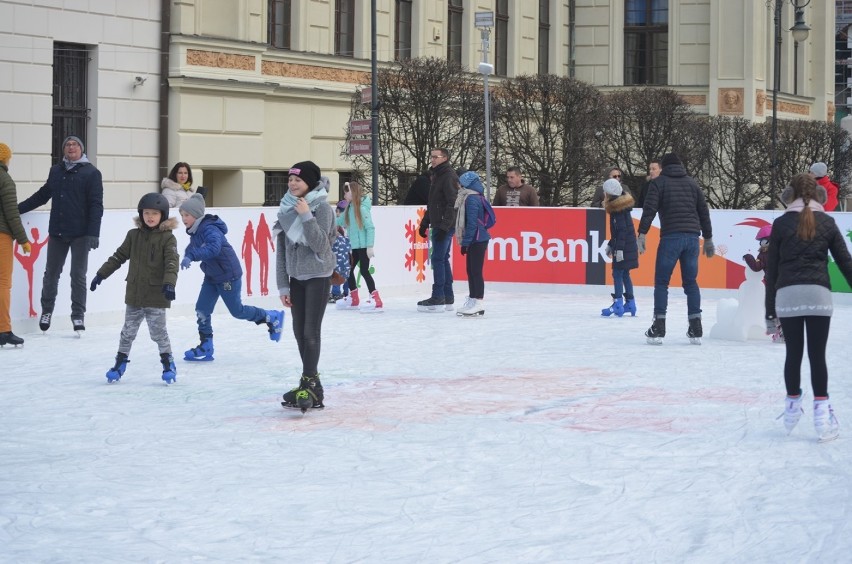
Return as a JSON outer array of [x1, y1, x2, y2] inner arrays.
[[41, 235, 90, 319], [289, 276, 330, 377], [430, 228, 454, 300], [194, 277, 266, 336], [780, 316, 831, 398], [612, 268, 634, 299], [465, 241, 487, 299], [653, 233, 701, 317], [347, 248, 376, 293]]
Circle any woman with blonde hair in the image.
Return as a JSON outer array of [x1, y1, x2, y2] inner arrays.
[[336, 181, 382, 311], [766, 173, 852, 442]]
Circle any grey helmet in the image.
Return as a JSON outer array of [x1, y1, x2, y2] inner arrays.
[[137, 192, 170, 226]]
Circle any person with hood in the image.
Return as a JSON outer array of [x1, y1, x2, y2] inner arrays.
[[808, 162, 839, 212], [276, 161, 337, 412], [600, 178, 639, 318], [89, 193, 180, 383], [637, 152, 714, 344], [178, 193, 285, 362], [161, 162, 197, 208], [18, 135, 103, 334], [0, 142, 31, 347], [766, 173, 852, 442], [455, 171, 496, 317], [336, 181, 382, 311]]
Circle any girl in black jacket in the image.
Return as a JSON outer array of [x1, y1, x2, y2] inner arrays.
[[766, 173, 852, 442]]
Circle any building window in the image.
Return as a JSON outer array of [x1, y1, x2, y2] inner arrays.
[[395, 0, 413, 61], [624, 0, 668, 85], [495, 0, 509, 76], [538, 0, 550, 75], [264, 171, 289, 206], [268, 0, 291, 49], [335, 0, 356, 57], [447, 0, 463, 64], [52, 42, 89, 166]]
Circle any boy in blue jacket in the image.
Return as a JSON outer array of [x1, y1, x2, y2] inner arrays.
[[178, 194, 284, 360]]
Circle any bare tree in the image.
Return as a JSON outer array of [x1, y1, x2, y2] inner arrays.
[[491, 74, 604, 206]]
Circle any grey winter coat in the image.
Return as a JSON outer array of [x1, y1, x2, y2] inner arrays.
[[275, 194, 336, 296]]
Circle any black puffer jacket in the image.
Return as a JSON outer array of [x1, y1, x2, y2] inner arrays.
[[765, 206, 852, 317], [638, 163, 712, 239], [424, 161, 459, 232], [605, 192, 638, 270]]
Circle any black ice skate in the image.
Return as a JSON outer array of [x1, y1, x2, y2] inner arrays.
[[282, 374, 325, 413], [645, 316, 666, 345], [687, 317, 703, 345], [0, 331, 24, 347]]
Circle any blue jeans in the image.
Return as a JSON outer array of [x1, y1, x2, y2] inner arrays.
[[612, 269, 634, 299], [430, 229, 454, 300], [194, 277, 266, 336], [653, 233, 701, 317]]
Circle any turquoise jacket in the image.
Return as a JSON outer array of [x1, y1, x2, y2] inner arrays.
[[336, 196, 375, 249]]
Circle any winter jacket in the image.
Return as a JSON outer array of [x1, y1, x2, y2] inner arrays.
[[423, 161, 459, 233], [161, 177, 195, 208], [815, 176, 839, 212], [765, 202, 852, 318], [332, 228, 351, 279], [97, 217, 179, 308], [638, 163, 712, 239], [492, 183, 539, 206], [336, 196, 375, 249], [0, 165, 28, 245], [457, 187, 493, 247], [275, 189, 336, 296], [605, 192, 639, 270], [183, 215, 243, 284], [743, 247, 768, 273], [403, 174, 430, 206], [18, 161, 104, 238]]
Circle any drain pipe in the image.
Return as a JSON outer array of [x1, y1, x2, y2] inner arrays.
[[158, 0, 171, 180], [568, 0, 576, 78]]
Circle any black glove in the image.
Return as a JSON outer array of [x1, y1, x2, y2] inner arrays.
[[432, 228, 447, 241], [90, 275, 104, 291], [418, 222, 429, 239], [162, 284, 176, 301], [460, 246, 468, 255], [87, 236, 99, 250]]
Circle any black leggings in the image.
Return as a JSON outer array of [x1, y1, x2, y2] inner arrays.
[[347, 248, 376, 293], [289, 276, 331, 377], [780, 315, 831, 398], [465, 241, 488, 299]]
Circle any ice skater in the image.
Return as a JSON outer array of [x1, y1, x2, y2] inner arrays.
[[454, 171, 496, 317], [601, 178, 639, 318], [336, 181, 383, 311], [178, 193, 285, 361], [743, 224, 782, 342], [330, 200, 351, 303]]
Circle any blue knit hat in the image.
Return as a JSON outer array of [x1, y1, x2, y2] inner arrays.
[[459, 171, 483, 191]]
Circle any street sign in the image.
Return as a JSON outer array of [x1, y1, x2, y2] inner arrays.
[[360, 88, 372, 105], [349, 119, 372, 136], [475, 11, 494, 28], [348, 139, 372, 155]]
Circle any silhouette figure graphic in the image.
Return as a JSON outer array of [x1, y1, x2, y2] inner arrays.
[[241, 220, 256, 296], [14, 227, 48, 317], [255, 213, 274, 296]]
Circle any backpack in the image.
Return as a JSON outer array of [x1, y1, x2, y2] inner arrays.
[[479, 195, 496, 230]]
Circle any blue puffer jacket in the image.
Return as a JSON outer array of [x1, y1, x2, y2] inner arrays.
[[18, 161, 104, 238], [183, 215, 243, 283], [458, 178, 493, 247]]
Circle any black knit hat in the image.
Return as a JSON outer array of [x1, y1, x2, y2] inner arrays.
[[661, 153, 682, 168], [289, 161, 321, 189]]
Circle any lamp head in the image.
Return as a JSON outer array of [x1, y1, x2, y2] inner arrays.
[[790, 7, 810, 43]]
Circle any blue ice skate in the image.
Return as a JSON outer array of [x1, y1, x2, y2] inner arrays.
[[266, 310, 285, 342], [161, 353, 177, 384], [106, 353, 129, 383], [184, 334, 214, 361]]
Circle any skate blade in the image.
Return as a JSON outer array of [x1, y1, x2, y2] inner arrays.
[[184, 356, 214, 362], [457, 311, 485, 317], [818, 432, 839, 443], [646, 337, 663, 345]]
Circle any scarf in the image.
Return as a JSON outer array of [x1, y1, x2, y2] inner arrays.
[[63, 154, 90, 171], [277, 187, 329, 244], [181, 182, 192, 192], [785, 198, 825, 214], [454, 188, 477, 237]]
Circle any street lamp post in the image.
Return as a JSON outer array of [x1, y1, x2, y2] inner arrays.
[[475, 12, 494, 200], [770, 0, 810, 207]]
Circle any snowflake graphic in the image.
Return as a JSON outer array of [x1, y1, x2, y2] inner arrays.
[[404, 209, 430, 283]]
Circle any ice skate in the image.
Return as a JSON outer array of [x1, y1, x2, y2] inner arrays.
[[417, 296, 446, 313], [265, 310, 285, 342], [336, 289, 360, 310], [623, 293, 637, 317], [601, 294, 624, 317], [72, 317, 85, 337], [0, 332, 24, 347], [814, 399, 839, 443], [445, 296, 455, 311], [687, 316, 702, 345], [160, 353, 177, 384], [184, 334, 214, 361], [457, 298, 485, 317], [106, 353, 129, 383], [645, 316, 665, 345], [39, 312, 52, 333], [775, 392, 803, 435], [360, 290, 384, 313], [281, 374, 325, 412]]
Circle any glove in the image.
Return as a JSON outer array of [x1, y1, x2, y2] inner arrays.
[[162, 284, 176, 301], [432, 228, 448, 241], [765, 316, 778, 335], [418, 223, 429, 238], [615, 250, 624, 262], [703, 237, 715, 258], [21, 241, 32, 254], [605, 245, 613, 258], [637, 233, 646, 255], [87, 236, 99, 250], [90, 275, 104, 291], [367, 247, 375, 259], [181, 256, 192, 270], [460, 246, 468, 256]]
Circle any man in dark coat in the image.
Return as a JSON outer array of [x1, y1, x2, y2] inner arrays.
[[18, 135, 104, 333], [403, 173, 430, 205], [637, 152, 713, 343]]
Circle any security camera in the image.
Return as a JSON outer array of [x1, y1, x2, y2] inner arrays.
[[478, 62, 494, 75], [133, 76, 147, 87]]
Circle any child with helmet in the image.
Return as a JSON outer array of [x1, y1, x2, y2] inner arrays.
[[743, 224, 783, 342]]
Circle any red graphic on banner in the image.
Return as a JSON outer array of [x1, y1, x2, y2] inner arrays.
[[13, 227, 48, 317], [404, 208, 430, 283], [241, 220, 256, 296], [255, 213, 274, 296]]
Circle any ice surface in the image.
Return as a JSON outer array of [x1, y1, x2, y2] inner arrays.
[[2, 285, 851, 562]]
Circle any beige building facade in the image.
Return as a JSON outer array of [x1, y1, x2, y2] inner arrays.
[[1, 1, 837, 206]]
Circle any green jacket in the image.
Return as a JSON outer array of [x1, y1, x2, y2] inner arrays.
[[97, 217, 180, 308], [0, 164, 28, 244]]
